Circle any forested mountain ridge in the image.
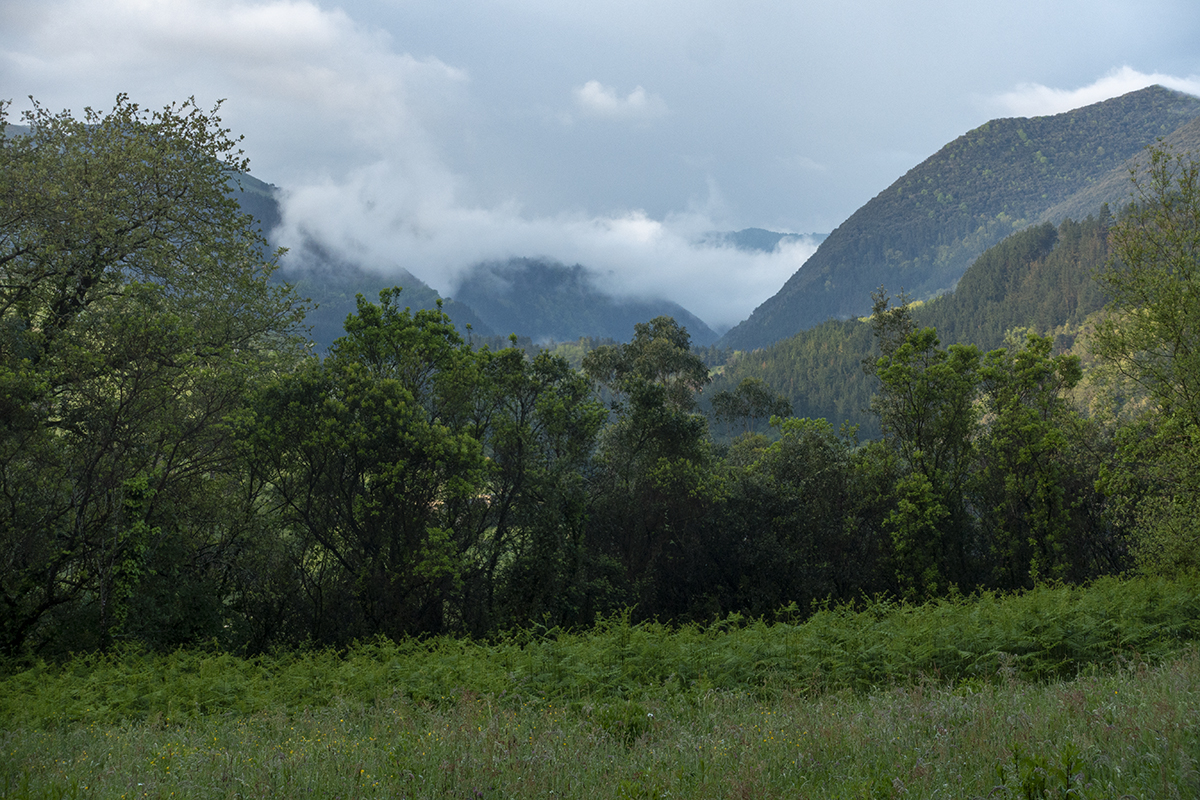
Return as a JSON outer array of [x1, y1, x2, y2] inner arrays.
[[451, 257, 719, 345], [719, 85, 1200, 351], [706, 212, 1112, 438], [1042, 114, 1200, 223]]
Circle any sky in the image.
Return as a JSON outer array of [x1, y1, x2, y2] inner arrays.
[[3, 0, 1200, 330]]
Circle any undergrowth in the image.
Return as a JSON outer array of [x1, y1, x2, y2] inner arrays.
[[2, 574, 1198, 728]]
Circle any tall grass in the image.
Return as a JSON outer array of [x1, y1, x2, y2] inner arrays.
[[2, 575, 1198, 728], [3, 648, 1198, 798], [5, 576, 1200, 798]]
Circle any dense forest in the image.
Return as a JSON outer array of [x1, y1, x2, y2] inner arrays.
[[4, 96, 1200, 661], [721, 85, 1200, 350]]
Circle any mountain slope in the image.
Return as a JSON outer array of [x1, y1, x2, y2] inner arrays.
[[719, 85, 1200, 351], [451, 257, 720, 345], [706, 212, 1113, 439], [1041, 114, 1200, 223]]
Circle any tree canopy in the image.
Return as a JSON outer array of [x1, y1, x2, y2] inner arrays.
[[0, 96, 305, 654]]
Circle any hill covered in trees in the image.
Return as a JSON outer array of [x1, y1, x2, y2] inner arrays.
[[719, 85, 1200, 351], [706, 211, 1113, 438], [451, 257, 719, 345]]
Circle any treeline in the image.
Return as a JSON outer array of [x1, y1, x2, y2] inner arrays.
[[4, 98, 1199, 659]]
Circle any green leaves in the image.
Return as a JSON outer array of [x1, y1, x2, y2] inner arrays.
[[976, 333, 1086, 587], [0, 96, 306, 655], [1093, 146, 1200, 576]]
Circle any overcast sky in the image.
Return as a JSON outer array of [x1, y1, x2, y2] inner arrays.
[[4, 0, 1200, 329]]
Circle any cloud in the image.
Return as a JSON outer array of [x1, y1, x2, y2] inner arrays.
[[1, 0, 468, 178], [572, 80, 668, 120], [3, 0, 807, 330], [989, 66, 1200, 118], [779, 155, 828, 173], [276, 158, 817, 330]]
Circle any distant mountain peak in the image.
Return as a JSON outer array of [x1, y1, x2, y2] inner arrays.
[[699, 228, 827, 253]]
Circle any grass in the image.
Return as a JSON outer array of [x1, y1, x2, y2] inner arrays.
[[3, 575, 1200, 798], [4, 651, 1199, 798]]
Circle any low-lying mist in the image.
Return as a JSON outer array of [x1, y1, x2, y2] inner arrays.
[[273, 158, 819, 332]]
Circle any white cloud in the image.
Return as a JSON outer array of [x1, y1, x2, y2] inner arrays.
[[989, 66, 1200, 118], [572, 80, 667, 120], [1, 0, 468, 178], [3, 0, 806, 329], [779, 154, 828, 173], [276, 159, 817, 330]]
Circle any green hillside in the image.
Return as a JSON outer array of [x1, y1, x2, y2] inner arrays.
[[707, 211, 1112, 438], [1042, 114, 1200, 223], [720, 85, 1200, 351]]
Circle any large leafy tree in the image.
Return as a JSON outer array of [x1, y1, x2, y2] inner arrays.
[[0, 96, 305, 654], [867, 292, 981, 598], [459, 348, 607, 632], [975, 332, 1090, 587], [242, 291, 484, 642], [1094, 146, 1200, 575], [582, 317, 716, 614]]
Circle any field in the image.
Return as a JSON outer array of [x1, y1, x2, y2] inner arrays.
[[4, 576, 1200, 799]]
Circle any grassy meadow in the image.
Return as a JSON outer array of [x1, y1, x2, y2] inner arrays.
[[4, 576, 1200, 799]]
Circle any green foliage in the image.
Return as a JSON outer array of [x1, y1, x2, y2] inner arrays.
[[976, 333, 1090, 587], [8, 644, 1200, 798], [240, 291, 485, 641], [869, 293, 981, 596], [718, 418, 871, 615], [4, 575, 1200, 729], [582, 318, 718, 616], [0, 96, 306, 656], [709, 377, 792, 436], [1094, 146, 1200, 576]]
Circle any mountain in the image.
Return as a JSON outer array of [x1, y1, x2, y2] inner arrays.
[[451, 257, 720, 346], [705, 211, 1113, 439], [229, 172, 283, 234], [1041, 114, 1200, 223], [232, 179, 720, 348], [271, 236, 494, 350], [699, 228, 827, 252], [719, 85, 1200, 352]]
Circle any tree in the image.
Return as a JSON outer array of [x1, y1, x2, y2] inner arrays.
[[868, 292, 980, 598], [0, 96, 305, 654], [710, 377, 792, 436], [242, 291, 484, 642], [583, 316, 710, 413], [1095, 146, 1200, 427], [1093, 146, 1200, 575], [726, 417, 857, 614], [582, 317, 716, 615], [976, 332, 1086, 587], [461, 348, 607, 632]]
